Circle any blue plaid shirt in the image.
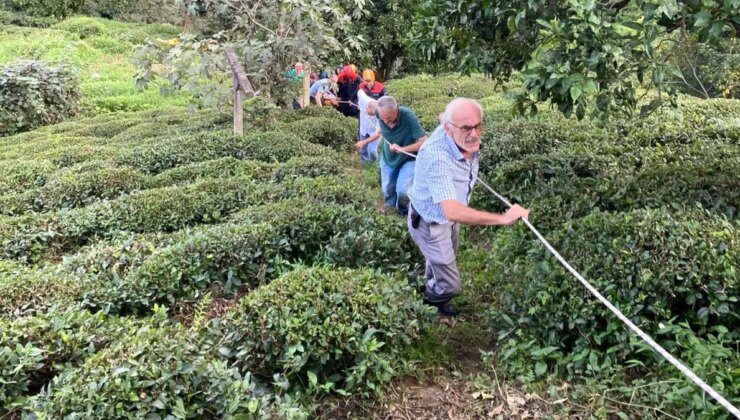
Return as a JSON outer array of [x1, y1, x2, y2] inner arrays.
[[409, 126, 480, 224]]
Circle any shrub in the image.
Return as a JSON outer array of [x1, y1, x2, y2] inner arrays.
[[278, 116, 358, 152], [73, 196, 418, 315], [52, 16, 106, 38], [148, 157, 275, 188], [280, 175, 376, 207], [0, 177, 278, 263], [218, 267, 430, 395], [0, 9, 57, 27], [0, 159, 56, 194], [271, 156, 343, 182], [61, 232, 175, 283], [475, 140, 739, 227], [0, 260, 83, 317], [116, 130, 331, 174], [0, 308, 142, 411], [37, 164, 146, 209], [26, 306, 303, 418], [273, 105, 345, 123], [0, 61, 79, 136], [1, 0, 84, 18], [0, 190, 37, 216], [238, 131, 333, 164], [485, 208, 738, 381], [82, 224, 280, 314]]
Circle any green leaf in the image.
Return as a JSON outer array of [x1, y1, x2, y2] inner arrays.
[[570, 84, 583, 101], [534, 361, 547, 376], [307, 370, 318, 387], [693, 11, 712, 28]]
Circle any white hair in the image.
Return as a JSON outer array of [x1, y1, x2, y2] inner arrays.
[[366, 99, 378, 115], [441, 98, 483, 125], [377, 96, 398, 112]]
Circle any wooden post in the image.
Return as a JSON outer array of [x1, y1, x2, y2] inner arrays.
[[232, 71, 243, 135], [224, 48, 255, 135], [302, 64, 311, 109]]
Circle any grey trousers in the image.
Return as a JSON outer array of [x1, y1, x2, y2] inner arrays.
[[407, 209, 461, 303]]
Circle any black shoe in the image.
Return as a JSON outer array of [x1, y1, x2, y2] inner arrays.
[[437, 301, 459, 317], [422, 297, 441, 307]]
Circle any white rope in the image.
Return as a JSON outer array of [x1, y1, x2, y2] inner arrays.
[[384, 138, 740, 418]]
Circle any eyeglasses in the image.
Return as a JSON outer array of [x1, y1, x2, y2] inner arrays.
[[447, 121, 485, 136]]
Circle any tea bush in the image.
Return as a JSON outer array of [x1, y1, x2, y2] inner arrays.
[[0, 61, 79, 136], [272, 156, 343, 181], [484, 208, 738, 381], [0, 260, 83, 316], [0, 178, 278, 263], [0, 9, 56, 27], [116, 130, 332, 174], [1, 0, 84, 18], [26, 306, 305, 418], [278, 116, 358, 152], [217, 267, 430, 395], [146, 157, 273, 187], [0, 308, 142, 410]]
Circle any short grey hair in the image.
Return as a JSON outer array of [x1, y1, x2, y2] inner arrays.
[[442, 98, 483, 124], [377, 96, 398, 112]]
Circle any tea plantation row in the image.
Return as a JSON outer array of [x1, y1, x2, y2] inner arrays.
[[0, 103, 433, 417]]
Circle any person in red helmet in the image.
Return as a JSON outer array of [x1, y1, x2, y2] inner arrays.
[[359, 69, 386, 100], [337, 65, 362, 117]]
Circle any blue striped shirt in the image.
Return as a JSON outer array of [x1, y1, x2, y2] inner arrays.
[[409, 126, 480, 224]]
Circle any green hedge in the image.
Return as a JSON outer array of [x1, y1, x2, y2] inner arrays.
[[0, 159, 56, 194], [147, 157, 275, 188], [81, 197, 415, 314], [38, 164, 146, 209], [1, 0, 84, 18], [484, 208, 738, 378], [274, 105, 345, 123], [475, 140, 739, 227], [0, 61, 80, 136], [0, 260, 83, 317], [116, 130, 332, 174], [5, 195, 416, 316], [0, 9, 57, 27], [218, 267, 430, 395], [25, 307, 303, 418], [0, 177, 277, 263], [0, 308, 142, 411], [271, 156, 342, 182], [278, 116, 358, 152]]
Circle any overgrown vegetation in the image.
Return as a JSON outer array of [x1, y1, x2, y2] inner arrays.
[[0, 10, 737, 418], [0, 15, 188, 125], [0, 60, 79, 135]]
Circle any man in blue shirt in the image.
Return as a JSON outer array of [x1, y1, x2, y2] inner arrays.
[[310, 71, 334, 106], [408, 98, 530, 316], [375, 96, 428, 216]]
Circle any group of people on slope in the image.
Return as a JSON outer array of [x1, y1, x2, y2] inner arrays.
[[287, 63, 531, 317], [285, 62, 388, 164], [366, 95, 531, 317]]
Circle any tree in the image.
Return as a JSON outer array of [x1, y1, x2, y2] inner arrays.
[[348, 0, 418, 80], [133, 0, 364, 108], [412, 0, 739, 119]]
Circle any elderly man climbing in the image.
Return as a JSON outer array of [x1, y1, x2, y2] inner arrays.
[[408, 98, 530, 317], [375, 96, 428, 216], [355, 89, 381, 163]]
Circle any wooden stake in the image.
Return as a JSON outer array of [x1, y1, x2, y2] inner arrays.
[[232, 71, 243, 135]]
